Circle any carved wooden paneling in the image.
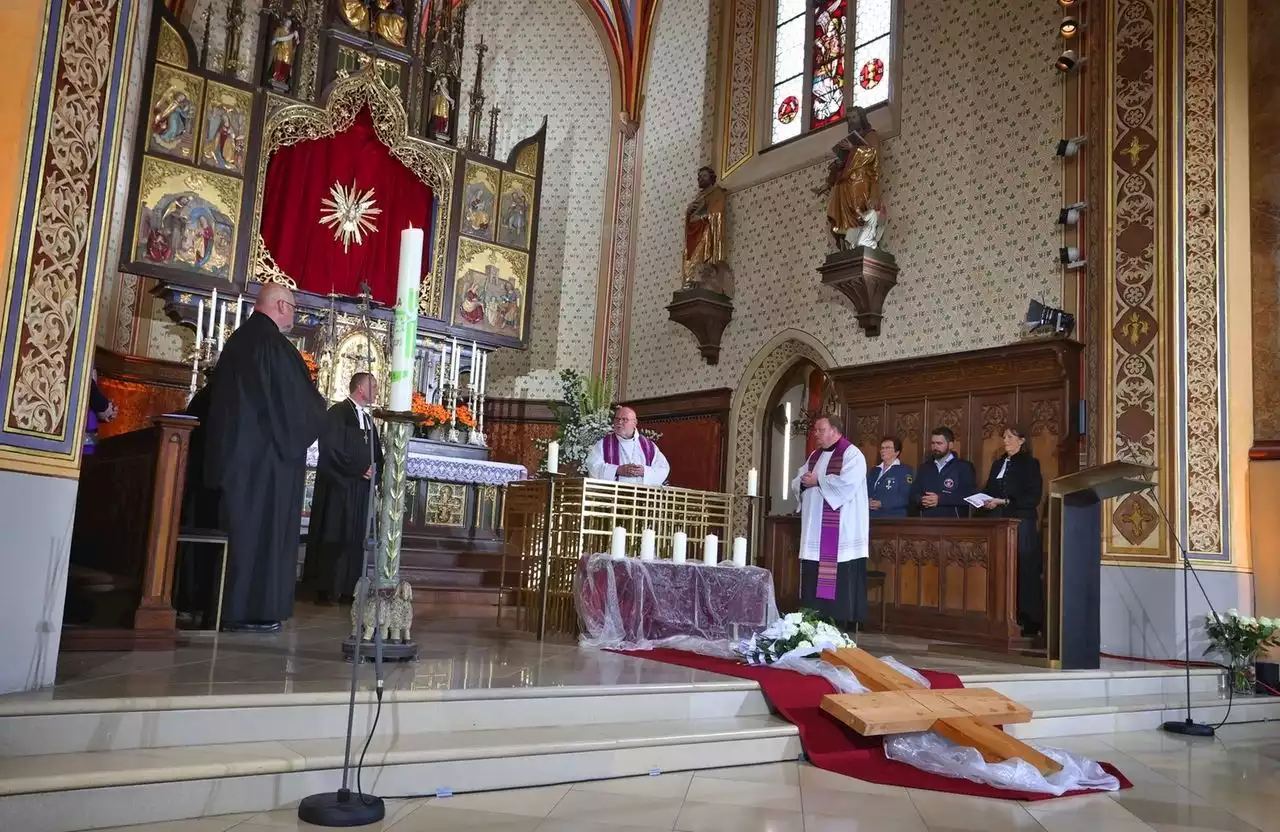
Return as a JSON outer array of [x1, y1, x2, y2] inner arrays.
[[764, 517, 803, 614], [484, 397, 559, 475], [95, 348, 192, 439], [624, 389, 732, 492]]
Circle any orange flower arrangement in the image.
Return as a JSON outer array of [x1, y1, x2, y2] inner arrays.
[[455, 404, 476, 429], [300, 350, 319, 382], [411, 391, 430, 415]]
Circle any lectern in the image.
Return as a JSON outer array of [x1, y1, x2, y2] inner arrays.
[[1047, 461, 1156, 669]]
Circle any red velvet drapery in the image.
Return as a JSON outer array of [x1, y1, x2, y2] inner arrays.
[[260, 108, 434, 305]]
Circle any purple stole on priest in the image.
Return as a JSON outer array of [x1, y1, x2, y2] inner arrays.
[[603, 433, 657, 467], [805, 436, 852, 601]]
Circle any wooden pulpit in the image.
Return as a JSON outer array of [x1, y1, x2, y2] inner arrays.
[[62, 415, 197, 651]]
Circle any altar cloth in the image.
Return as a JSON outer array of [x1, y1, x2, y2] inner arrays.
[[575, 553, 779, 648], [305, 441, 527, 485]]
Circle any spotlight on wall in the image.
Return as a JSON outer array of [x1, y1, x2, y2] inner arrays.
[[1056, 135, 1087, 157], [1025, 299, 1076, 338], [1058, 0, 1078, 8], [1058, 201, 1088, 225], [1059, 247, 1086, 269], [1055, 50, 1082, 73], [1059, 17, 1081, 38]]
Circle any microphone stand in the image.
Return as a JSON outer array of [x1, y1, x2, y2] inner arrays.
[[298, 284, 387, 826]]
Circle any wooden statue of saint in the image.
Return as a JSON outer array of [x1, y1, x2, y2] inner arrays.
[[266, 14, 300, 92], [816, 106, 887, 251], [682, 165, 734, 296]]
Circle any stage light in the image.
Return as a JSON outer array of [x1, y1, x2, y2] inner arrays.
[[1058, 0, 1078, 7], [1025, 299, 1076, 338], [1058, 201, 1087, 225], [1055, 50, 1080, 73], [1059, 247, 1086, 269], [1060, 17, 1080, 37], [1056, 136, 1087, 157]]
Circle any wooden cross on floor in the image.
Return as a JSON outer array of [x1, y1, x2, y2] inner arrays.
[[820, 647, 1062, 776]]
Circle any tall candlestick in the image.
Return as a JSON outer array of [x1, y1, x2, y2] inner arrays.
[[437, 343, 447, 401], [732, 537, 748, 567], [747, 468, 758, 497], [640, 529, 656, 561], [234, 296, 243, 329], [389, 225, 425, 411], [209, 288, 218, 342], [470, 341, 478, 388], [450, 338, 459, 386], [703, 534, 718, 565], [672, 532, 687, 564], [479, 351, 487, 396], [195, 299, 204, 350], [610, 526, 627, 559], [217, 302, 226, 352], [546, 440, 559, 474]]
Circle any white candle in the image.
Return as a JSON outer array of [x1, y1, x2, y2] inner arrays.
[[732, 537, 748, 567], [610, 526, 627, 558], [389, 225, 425, 411], [209, 288, 218, 342], [704, 534, 719, 565], [195, 298, 204, 350], [782, 401, 792, 500], [470, 341, 478, 388], [481, 352, 488, 395], [747, 468, 759, 497], [234, 296, 243, 329], [450, 338, 459, 385], [640, 529, 656, 561], [546, 440, 559, 474], [437, 343, 446, 399], [672, 532, 687, 564], [189, 363, 198, 394], [217, 301, 226, 352]]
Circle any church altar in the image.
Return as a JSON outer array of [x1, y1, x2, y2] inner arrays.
[[305, 438, 526, 487], [576, 553, 778, 648]]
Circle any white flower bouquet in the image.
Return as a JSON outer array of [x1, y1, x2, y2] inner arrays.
[[1204, 608, 1280, 694], [736, 609, 855, 665]]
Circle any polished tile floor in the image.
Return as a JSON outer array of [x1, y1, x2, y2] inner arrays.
[[0, 605, 1182, 704], [94, 722, 1280, 832]]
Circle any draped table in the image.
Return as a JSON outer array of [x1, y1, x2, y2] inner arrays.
[[575, 552, 779, 646]]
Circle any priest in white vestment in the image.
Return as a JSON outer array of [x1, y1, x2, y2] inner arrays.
[[791, 414, 870, 628], [586, 406, 671, 485]]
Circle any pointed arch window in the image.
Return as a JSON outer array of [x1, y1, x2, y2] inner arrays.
[[769, 0, 895, 147]]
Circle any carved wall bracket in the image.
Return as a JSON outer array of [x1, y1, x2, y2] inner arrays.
[[817, 247, 900, 337], [667, 287, 734, 366]]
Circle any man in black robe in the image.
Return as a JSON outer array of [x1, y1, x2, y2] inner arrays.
[[304, 372, 383, 604], [204, 284, 326, 632]]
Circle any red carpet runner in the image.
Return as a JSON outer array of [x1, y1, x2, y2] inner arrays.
[[619, 648, 1131, 801]]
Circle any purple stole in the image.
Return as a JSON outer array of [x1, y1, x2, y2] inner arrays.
[[805, 436, 851, 601], [603, 433, 656, 468]]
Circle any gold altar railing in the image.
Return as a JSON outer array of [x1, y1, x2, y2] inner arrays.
[[500, 477, 736, 639]]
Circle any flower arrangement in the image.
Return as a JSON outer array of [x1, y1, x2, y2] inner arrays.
[[411, 391, 430, 416], [736, 609, 856, 666], [456, 403, 476, 429], [300, 350, 319, 382], [1204, 609, 1280, 694]]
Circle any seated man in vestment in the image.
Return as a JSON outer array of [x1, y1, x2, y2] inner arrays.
[[792, 414, 869, 630], [586, 406, 670, 486]]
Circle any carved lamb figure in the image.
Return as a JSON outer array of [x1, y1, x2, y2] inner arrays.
[[350, 577, 414, 644]]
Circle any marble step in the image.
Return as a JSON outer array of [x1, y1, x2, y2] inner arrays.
[[0, 680, 769, 757], [959, 666, 1222, 702], [1009, 689, 1280, 738], [0, 715, 803, 832]]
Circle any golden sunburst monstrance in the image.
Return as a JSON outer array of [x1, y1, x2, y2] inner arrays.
[[319, 181, 382, 252]]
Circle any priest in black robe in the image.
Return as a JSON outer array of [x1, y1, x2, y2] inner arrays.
[[204, 285, 326, 632], [304, 372, 383, 604]]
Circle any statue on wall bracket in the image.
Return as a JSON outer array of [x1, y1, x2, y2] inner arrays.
[[814, 107, 899, 338], [265, 13, 300, 92], [670, 165, 734, 365]]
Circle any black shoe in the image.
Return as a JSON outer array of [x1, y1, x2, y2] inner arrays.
[[221, 621, 282, 633]]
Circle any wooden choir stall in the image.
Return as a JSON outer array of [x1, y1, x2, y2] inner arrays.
[[761, 338, 1081, 655]]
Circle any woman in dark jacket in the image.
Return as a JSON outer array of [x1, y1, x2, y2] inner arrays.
[[981, 426, 1043, 636]]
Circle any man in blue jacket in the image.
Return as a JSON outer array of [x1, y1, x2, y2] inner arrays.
[[910, 426, 976, 518], [867, 436, 912, 517]]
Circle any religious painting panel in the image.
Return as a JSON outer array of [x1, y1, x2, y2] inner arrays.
[[451, 238, 529, 340], [199, 82, 252, 176], [496, 173, 535, 249], [146, 65, 203, 162], [156, 19, 189, 68], [460, 161, 500, 241], [132, 156, 242, 281], [317, 325, 390, 406]]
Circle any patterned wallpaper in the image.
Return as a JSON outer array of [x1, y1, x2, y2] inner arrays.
[[627, 0, 1065, 400], [459, 0, 614, 400]]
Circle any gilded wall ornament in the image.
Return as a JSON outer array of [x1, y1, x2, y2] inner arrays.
[[319, 181, 382, 252]]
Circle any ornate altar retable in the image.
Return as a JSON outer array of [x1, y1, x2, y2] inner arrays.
[[305, 436, 526, 571]]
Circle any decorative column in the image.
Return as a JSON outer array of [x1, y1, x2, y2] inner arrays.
[[595, 121, 641, 395]]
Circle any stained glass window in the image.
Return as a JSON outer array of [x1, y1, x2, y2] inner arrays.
[[769, 0, 894, 146]]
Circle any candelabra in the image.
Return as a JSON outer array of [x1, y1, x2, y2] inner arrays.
[[444, 380, 462, 444], [469, 391, 487, 446]]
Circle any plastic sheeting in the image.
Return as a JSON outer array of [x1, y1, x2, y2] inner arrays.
[[884, 733, 1121, 796], [576, 553, 779, 650]]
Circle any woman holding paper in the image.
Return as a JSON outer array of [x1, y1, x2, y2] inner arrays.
[[980, 426, 1043, 638]]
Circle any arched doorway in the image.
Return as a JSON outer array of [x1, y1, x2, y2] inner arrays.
[[757, 361, 844, 613]]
